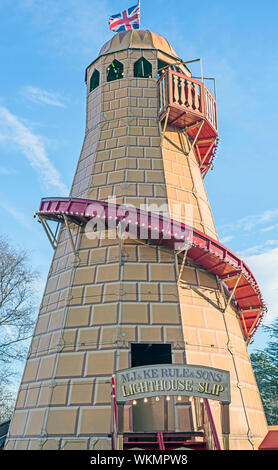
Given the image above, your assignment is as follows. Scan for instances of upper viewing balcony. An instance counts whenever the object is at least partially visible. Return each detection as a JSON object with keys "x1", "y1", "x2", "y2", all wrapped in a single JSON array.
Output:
[
  {"x1": 85, "y1": 29, "x2": 220, "y2": 177},
  {"x1": 158, "y1": 69, "x2": 218, "y2": 176}
]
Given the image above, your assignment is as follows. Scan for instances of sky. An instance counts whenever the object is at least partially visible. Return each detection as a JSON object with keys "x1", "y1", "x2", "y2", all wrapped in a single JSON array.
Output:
[{"x1": 0, "y1": 0, "x2": 277, "y2": 379}]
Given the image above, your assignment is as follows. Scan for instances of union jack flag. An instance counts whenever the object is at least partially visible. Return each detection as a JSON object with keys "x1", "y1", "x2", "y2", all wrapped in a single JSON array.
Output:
[{"x1": 109, "y1": 4, "x2": 140, "y2": 32}]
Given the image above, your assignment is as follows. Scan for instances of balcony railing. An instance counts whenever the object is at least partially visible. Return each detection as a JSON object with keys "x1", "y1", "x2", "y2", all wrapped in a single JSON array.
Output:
[
  {"x1": 158, "y1": 69, "x2": 218, "y2": 133},
  {"x1": 193, "y1": 397, "x2": 221, "y2": 450}
]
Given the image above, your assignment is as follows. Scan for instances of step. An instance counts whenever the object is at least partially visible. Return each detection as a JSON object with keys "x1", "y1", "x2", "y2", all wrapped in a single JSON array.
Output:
[
  {"x1": 123, "y1": 432, "x2": 208, "y2": 451},
  {"x1": 123, "y1": 441, "x2": 207, "y2": 451},
  {"x1": 163, "y1": 441, "x2": 208, "y2": 450},
  {"x1": 123, "y1": 431, "x2": 204, "y2": 441}
]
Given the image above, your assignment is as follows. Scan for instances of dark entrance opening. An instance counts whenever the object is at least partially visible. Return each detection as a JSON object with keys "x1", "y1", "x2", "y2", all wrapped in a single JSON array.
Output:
[
  {"x1": 130, "y1": 344, "x2": 173, "y2": 433},
  {"x1": 131, "y1": 343, "x2": 172, "y2": 367}
]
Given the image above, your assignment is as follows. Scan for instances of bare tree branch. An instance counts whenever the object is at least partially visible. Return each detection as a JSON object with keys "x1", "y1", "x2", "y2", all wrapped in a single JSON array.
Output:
[{"x1": 0, "y1": 236, "x2": 38, "y2": 366}]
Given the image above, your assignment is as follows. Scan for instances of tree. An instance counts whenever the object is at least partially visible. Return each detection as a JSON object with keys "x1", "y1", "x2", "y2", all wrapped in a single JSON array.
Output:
[
  {"x1": 0, "y1": 236, "x2": 38, "y2": 419},
  {"x1": 0, "y1": 237, "x2": 38, "y2": 362},
  {"x1": 250, "y1": 318, "x2": 278, "y2": 425},
  {"x1": 0, "y1": 371, "x2": 15, "y2": 421}
]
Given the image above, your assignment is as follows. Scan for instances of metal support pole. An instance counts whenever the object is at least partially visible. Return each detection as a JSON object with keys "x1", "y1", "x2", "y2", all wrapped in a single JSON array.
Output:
[
  {"x1": 177, "y1": 246, "x2": 189, "y2": 284},
  {"x1": 164, "y1": 398, "x2": 168, "y2": 432},
  {"x1": 116, "y1": 222, "x2": 125, "y2": 357},
  {"x1": 44, "y1": 219, "x2": 59, "y2": 246},
  {"x1": 63, "y1": 214, "x2": 77, "y2": 256},
  {"x1": 160, "y1": 107, "x2": 170, "y2": 144},
  {"x1": 202, "y1": 165, "x2": 211, "y2": 179},
  {"x1": 185, "y1": 119, "x2": 205, "y2": 158},
  {"x1": 39, "y1": 216, "x2": 56, "y2": 250},
  {"x1": 247, "y1": 309, "x2": 264, "y2": 341},
  {"x1": 221, "y1": 403, "x2": 230, "y2": 450},
  {"x1": 200, "y1": 58, "x2": 203, "y2": 83},
  {"x1": 199, "y1": 138, "x2": 217, "y2": 168},
  {"x1": 117, "y1": 222, "x2": 125, "y2": 266},
  {"x1": 190, "y1": 119, "x2": 205, "y2": 152},
  {"x1": 240, "y1": 312, "x2": 249, "y2": 341},
  {"x1": 223, "y1": 274, "x2": 241, "y2": 314},
  {"x1": 117, "y1": 404, "x2": 124, "y2": 450}
]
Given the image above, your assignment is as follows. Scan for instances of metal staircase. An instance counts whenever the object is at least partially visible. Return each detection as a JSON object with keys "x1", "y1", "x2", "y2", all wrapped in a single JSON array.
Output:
[{"x1": 123, "y1": 431, "x2": 208, "y2": 450}]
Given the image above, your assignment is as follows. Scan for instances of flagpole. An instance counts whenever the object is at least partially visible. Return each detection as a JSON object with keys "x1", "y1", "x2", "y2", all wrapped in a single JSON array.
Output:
[{"x1": 138, "y1": 0, "x2": 141, "y2": 29}]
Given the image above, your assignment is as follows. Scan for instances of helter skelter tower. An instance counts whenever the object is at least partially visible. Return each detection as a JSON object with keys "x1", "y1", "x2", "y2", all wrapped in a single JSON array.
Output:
[{"x1": 6, "y1": 30, "x2": 269, "y2": 451}]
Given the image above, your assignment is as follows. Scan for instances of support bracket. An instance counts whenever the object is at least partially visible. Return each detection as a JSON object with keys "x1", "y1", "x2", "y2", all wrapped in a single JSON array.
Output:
[
  {"x1": 177, "y1": 244, "x2": 190, "y2": 285},
  {"x1": 189, "y1": 119, "x2": 205, "y2": 154},
  {"x1": 181, "y1": 119, "x2": 205, "y2": 158},
  {"x1": 159, "y1": 107, "x2": 170, "y2": 144},
  {"x1": 223, "y1": 274, "x2": 242, "y2": 314},
  {"x1": 199, "y1": 137, "x2": 217, "y2": 168},
  {"x1": 63, "y1": 214, "x2": 78, "y2": 256},
  {"x1": 38, "y1": 216, "x2": 60, "y2": 250}
]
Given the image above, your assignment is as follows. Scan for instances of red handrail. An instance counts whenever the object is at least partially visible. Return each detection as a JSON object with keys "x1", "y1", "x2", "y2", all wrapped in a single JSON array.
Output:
[
  {"x1": 157, "y1": 432, "x2": 165, "y2": 450},
  {"x1": 204, "y1": 399, "x2": 221, "y2": 450},
  {"x1": 111, "y1": 375, "x2": 118, "y2": 450}
]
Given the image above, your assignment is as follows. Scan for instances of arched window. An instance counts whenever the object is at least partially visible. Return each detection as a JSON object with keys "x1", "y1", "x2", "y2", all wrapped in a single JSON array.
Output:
[
  {"x1": 90, "y1": 69, "x2": 100, "y2": 92},
  {"x1": 134, "y1": 57, "x2": 152, "y2": 78},
  {"x1": 157, "y1": 59, "x2": 170, "y2": 78},
  {"x1": 107, "y1": 59, "x2": 124, "y2": 82},
  {"x1": 157, "y1": 59, "x2": 182, "y2": 78}
]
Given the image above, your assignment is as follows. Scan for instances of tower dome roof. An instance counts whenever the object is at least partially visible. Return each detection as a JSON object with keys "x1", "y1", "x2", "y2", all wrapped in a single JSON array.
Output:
[{"x1": 98, "y1": 30, "x2": 179, "y2": 59}]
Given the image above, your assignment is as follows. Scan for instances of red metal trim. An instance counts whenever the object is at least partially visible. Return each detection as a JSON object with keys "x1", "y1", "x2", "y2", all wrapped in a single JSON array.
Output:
[
  {"x1": 259, "y1": 429, "x2": 278, "y2": 450},
  {"x1": 204, "y1": 399, "x2": 221, "y2": 450},
  {"x1": 157, "y1": 432, "x2": 165, "y2": 450},
  {"x1": 36, "y1": 197, "x2": 266, "y2": 340},
  {"x1": 111, "y1": 375, "x2": 118, "y2": 450}
]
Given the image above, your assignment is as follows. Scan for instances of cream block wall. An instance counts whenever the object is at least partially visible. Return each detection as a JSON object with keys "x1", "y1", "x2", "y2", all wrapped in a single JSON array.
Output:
[
  {"x1": 6, "y1": 31, "x2": 268, "y2": 451},
  {"x1": 178, "y1": 272, "x2": 268, "y2": 449},
  {"x1": 6, "y1": 228, "x2": 185, "y2": 449}
]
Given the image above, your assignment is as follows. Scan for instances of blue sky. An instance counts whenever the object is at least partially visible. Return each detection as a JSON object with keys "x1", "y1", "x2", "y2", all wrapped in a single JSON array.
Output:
[{"x1": 0, "y1": 0, "x2": 277, "y2": 364}]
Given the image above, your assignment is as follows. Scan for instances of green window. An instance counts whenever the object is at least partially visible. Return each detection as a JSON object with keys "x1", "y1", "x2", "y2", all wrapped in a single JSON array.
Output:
[
  {"x1": 157, "y1": 59, "x2": 170, "y2": 78},
  {"x1": 134, "y1": 57, "x2": 152, "y2": 78},
  {"x1": 90, "y1": 69, "x2": 100, "y2": 92},
  {"x1": 107, "y1": 59, "x2": 124, "y2": 82}
]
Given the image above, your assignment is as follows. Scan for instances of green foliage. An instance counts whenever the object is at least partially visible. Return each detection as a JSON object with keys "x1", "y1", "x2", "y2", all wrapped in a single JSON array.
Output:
[{"x1": 250, "y1": 319, "x2": 278, "y2": 425}]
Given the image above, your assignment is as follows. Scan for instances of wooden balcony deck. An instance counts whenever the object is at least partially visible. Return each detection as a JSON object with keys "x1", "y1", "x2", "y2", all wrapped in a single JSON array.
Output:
[{"x1": 158, "y1": 70, "x2": 219, "y2": 176}]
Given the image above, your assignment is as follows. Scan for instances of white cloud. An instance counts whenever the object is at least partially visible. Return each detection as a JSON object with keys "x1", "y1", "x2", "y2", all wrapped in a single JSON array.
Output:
[
  {"x1": 239, "y1": 245, "x2": 264, "y2": 257},
  {"x1": 17, "y1": 0, "x2": 112, "y2": 56},
  {"x1": 0, "y1": 195, "x2": 30, "y2": 228},
  {"x1": 238, "y1": 209, "x2": 278, "y2": 231},
  {"x1": 220, "y1": 235, "x2": 233, "y2": 244},
  {"x1": 21, "y1": 86, "x2": 65, "y2": 107},
  {"x1": 0, "y1": 105, "x2": 69, "y2": 195},
  {"x1": 261, "y1": 224, "x2": 278, "y2": 233},
  {"x1": 265, "y1": 240, "x2": 278, "y2": 246},
  {"x1": 0, "y1": 167, "x2": 15, "y2": 175},
  {"x1": 245, "y1": 246, "x2": 278, "y2": 325},
  {"x1": 221, "y1": 208, "x2": 278, "y2": 233},
  {"x1": 238, "y1": 239, "x2": 278, "y2": 258}
]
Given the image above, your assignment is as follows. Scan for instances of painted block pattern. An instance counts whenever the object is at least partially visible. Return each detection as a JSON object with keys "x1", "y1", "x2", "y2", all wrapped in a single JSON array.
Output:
[{"x1": 5, "y1": 32, "x2": 268, "y2": 451}]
